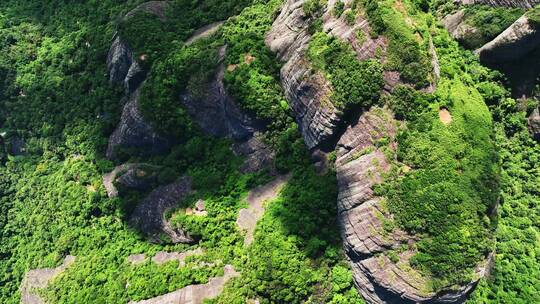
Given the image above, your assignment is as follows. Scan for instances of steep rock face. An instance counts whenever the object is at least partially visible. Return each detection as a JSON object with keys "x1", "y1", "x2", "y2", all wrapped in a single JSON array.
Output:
[
  {"x1": 335, "y1": 108, "x2": 491, "y2": 304},
  {"x1": 266, "y1": 0, "x2": 421, "y2": 149},
  {"x1": 265, "y1": 0, "x2": 342, "y2": 149},
  {"x1": 529, "y1": 107, "x2": 540, "y2": 140},
  {"x1": 106, "y1": 89, "x2": 170, "y2": 160},
  {"x1": 106, "y1": 1, "x2": 169, "y2": 93},
  {"x1": 442, "y1": 10, "x2": 481, "y2": 46},
  {"x1": 477, "y1": 15, "x2": 540, "y2": 62},
  {"x1": 455, "y1": 0, "x2": 540, "y2": 9},
  {"x1": 103, "y1": 163, "x2": 159, "y2": 198},
  {"x1": 180, "y1": 46, "x2": 261, "y2": 141},
  {"x1": 232, "y1": 135, "x2": 276, "y2": 174},
  {"x1": 129, "y1": 176, "x2": 196, "y2": 244}
]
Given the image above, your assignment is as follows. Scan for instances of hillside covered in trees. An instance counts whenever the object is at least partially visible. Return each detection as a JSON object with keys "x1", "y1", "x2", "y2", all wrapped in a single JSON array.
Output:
[{"x1": 0, "y1": 0, "x2": 538, "y2": 303}]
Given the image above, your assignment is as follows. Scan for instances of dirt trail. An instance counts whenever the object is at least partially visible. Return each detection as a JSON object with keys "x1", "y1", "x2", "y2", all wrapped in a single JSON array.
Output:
[
  {"x1": 20, "y1": 256, "x2": 76, "y2": 304},
  {"x1": 236, "y1": 175, "x2": 290, "y2": 245},
  {"x1": 185, "y1": 21, "x2": 224, "y2": 46},
  {"x1": 439, "y1": 108, "x2": 452, "y2": 125},
  {"x1": 129, "y1": 265, "x2": 239, "y2": 304}
]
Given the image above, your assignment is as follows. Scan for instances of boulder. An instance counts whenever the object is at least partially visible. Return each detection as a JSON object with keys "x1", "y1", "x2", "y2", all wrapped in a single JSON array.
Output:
[
  {"x1": 477, "y1": 14, "x2": 540, "y2": 62},
  {"x1": 180, "y1": 46, "x2": 261, "y2": 141},
  {"x1": 335, "y1": 107, "x2": 492, "y2": 304},
  {"x1": 106, "y1": 89, "x2": 170, "y2": 160},
  {"x1": 529, "y1": 107, "x2": 540, "y2": 140},
  {"x1": 123, "y1": 1, "x2": 170, "y2": 22},
  {"x1": 129, "y1": 176, "x2": 196, "y2": 244}
]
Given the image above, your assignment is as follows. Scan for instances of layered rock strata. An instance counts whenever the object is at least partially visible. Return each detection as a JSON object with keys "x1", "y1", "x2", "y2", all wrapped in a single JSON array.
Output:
[
  {"x1": 477, "y1": 14, "x2": 540, "y2": 62},
  {"x1": 129, "y1": 176, "x2": 196, "y2": 244},
  {"x1": 106, "y1": 89, "x2": 170, "y2": 160},
  {"x1": 455, "y1": 0, "x2": 540, "y2": 9},
  {"x1": 335, "y1": 107, "x2": 492, "y2": 303},
  {"x1": 180, "y1": 46, "x2": 261, "y2": 141}
]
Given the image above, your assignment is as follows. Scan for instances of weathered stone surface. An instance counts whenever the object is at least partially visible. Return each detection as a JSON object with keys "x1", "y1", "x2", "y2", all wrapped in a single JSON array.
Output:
[
  {"x1": 107, "y1": 34, "x2": 134, "y2": 86},
  {"x1": 335, "y1": 107, "x2": 491, "y2": 303},
  {"x1": 129, "y1": 176, "x2": 196, "y2": 244},
  {"x1": 127, "y1": 254, "x2": 147, "y2": 265},
  {"x1": 185, "y1": 21, "x2": 225, "y2": 46},
  {"x1": 21, "y1": 256, "x2": 76, "y2": 304},
  {"x1": 266, "y1": 0, "x2": 341, "y2": 149},
  {"x1": 106, "y1": 89, "x2": 170, "y2": 160},
  {"x1": 236, "y1": 175, "x2": 289, "y2": 246},
  {"x1": 124, "y1": 1, "x2": 171, "y2": 22},
  {"x1": 442, "y1": 10, "x2": 481, "y2": 46},
  {"x1": 477, "y1": 15, "x2": 540, "y2": 62},
  {"x1": 107, "y1": 1, "x2": 169, "y2": 92},
  {"x1": 455, "y1": 0, "x2": 540, "y2": 9},
  {"x1": 152, "y1": 248, "x2": 204, "y2": 266},
  {"x1": 128, "y1": 265, "x2": 239, "y2": 304},
  {"x1": 180, "y1": 46, "x2": 260, "y2": 141},
  {"x1": 232, "y1": 135, "x2": 275, "y2": 174},
  {"x1": 103, "y1": 163, "x2": 159, "y2": 198},
  {"x1": 529, "y1": 107, "x2": 540, "y2": 141}
]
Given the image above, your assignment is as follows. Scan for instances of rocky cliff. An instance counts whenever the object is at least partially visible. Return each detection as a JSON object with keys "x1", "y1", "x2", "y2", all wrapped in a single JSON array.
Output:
[
  {"x1": 335, "y1": 107, "x2": 492, "y2": 303},
  {"x1": 477, "y1": 14, "x2": 540, "y2": 62},
  {"x1": 106, "y1": 89, "x2": 170, "y2": 160},
  {"x1": 455, "y1": 0, "x2": 540, "y2": 9},
  {"x1": 129, "y1": 176, "x2": 196, "y2": 244},
  {"x1": 180, "y1": 45, "x2": 262, "y2": 141}
]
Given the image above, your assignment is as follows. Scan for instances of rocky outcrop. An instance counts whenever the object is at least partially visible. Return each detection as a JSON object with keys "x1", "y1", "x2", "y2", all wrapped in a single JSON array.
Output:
[
  {"x1": 454, "y1": 0, "x2": 540, "y2": 9},
  {"x1": 129, "y1": 265, "x2": 239, "y2": 304},
  {"x1": 21, "y1": 255, "x2": 76, "y2": 304},
  {"x1": 265, "y1": 0, "x2": 340, "y2": 149},
  {"x1": 232, "y1": 135, "x2": 276, "y2": 174},
  {"x1": 180, "y1": 46, "x2": 261, "y2": 141},
  {"x1": 124, "y1": 1, "x2": 170, "y2": 21},
  {"x1": 442, "y1": 10, "x2": 482, "y2": 46},
  {"x1": 335, "y1": 107, "x2": 491, "y2": 303},
  {"x1": 477, "y1": 14, "x2": 540, "y2": 62},
  {"x1": 529, "y1": 107, "x2": 540, "y2": 140},
  {"x1": 129, "y1": 176, "x2": 196, "y2": 244},
  {"x1": 106, "y1": 1, "x2": 169, "y2": 93},
  {"x1": 103, "y1": 163, "x2": 159, "y2": 198},
  {"x1": 106, "y1": 89, "x2": 170, "y2": 160},
  {"x1": 236, "y1": 175, "x2": 289, "y2": 245}
]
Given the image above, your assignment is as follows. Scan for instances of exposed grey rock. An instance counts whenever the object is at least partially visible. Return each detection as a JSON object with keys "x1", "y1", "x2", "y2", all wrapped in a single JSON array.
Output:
[
  {"x1": 103, "y1": 163, "x2": 159, "y2": 198},
  {"x1": 180, "y1": 46, "x2": 260, "y2": 141},
  {"x1": 236, "y1": 175, "x2": 289, "y2": 246},
  {"x1": 151, "y1": 248, "x2": 204, "y2": 266},
  {"x1": 335, "y1": 107, "x2": 491, "y2": 304},
  {"x1": 128, "y1": 265, "x2": 239, "y2": 304},
  {"x1": 442, "y1": 10, "x2": 481, "y2": 45},
  {"x1": 232, "y1": 135, "x2": 275, "y2": 174},
  {"x1": 124, "y1": 60, "x2": 147, "y2": 94},
  {"x1": 477, "y1": 14, "x2": 540, "y2": 62},
  {"x1": 129, "y1": 176, "x2": 195, "y2": 244},
  {"x1": 107, "y1": 1, "x2": 169, "y2": 92},
  {"x1": 266, "y1": 0, "x2": 342, "y2": 149},
  {"x1": 127, "y1": 254, "x2": 147, "y2": 265},
  {"x1": 529, "y1": 107, "x2": 540, "y2": 140},
  {"x1": 185, "y1": 21, "x2": 225, "y2": 46},
  {"x1": 124, "y1": 1, "x2": 171, "y2": 22},
  {"x1": 454, "y1": 0, "x2": 540, "y2": 9},
  {"x1": 106, "y1": 89, "x2": 170, "y2": 160},
  {"x1": 107, "y1": 34, "x2": 134, "y2": 86},
  {"x1": 21, "y1": 255, "x2": 76, "y2": 304}
]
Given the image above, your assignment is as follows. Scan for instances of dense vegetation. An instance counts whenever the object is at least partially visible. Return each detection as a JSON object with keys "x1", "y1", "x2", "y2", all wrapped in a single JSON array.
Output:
[
  {"x1": 307, "y1": 32, "x2": 383, "y2": 110},
  {"x1": 0, "y1": 0, "x2": 538, "y2": 303}
]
